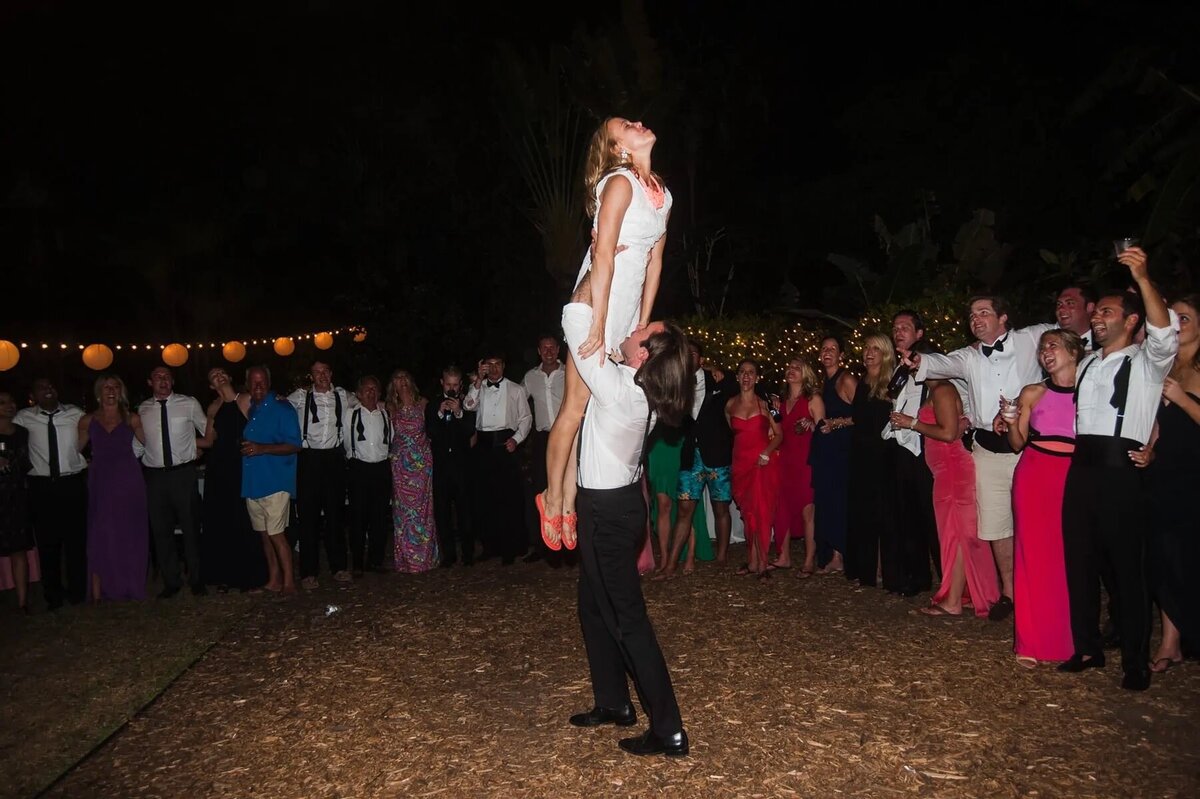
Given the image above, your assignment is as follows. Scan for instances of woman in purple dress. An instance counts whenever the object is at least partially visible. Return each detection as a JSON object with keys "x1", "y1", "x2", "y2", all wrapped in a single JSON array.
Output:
[
  {"x1": 387, "y1": 370, "x2": 439, "y2": 573},
  {"x1": 77, "y1": 375, "x2": 148, "y2": 601}
]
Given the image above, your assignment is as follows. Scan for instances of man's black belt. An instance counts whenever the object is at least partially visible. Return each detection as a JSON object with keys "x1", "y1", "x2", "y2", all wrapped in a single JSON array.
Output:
[
  {"x1": 1072, "y1": 435, "x2": 1143, "y2": 469},
  {"x1": 477, "y1": 429, "x2": 515, "y2": 448}
]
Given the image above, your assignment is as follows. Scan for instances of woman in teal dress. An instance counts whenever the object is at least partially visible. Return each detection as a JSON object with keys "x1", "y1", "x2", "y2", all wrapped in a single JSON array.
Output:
[
  {"x1": 387, "y1": 370, "x2": 440, "y2": 573},
  {"x1": 647, "y1": 425, "x2": 712, "y2": 576}
]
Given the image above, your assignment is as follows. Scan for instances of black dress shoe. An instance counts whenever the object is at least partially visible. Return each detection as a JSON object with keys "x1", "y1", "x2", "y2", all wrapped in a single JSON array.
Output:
[
  {"x1": 1057, "y1": 653, "x2": 1106, "y2": 673},
  {"x1": 1121, "y1": 669, "x2": 1151, "y2": 691},
  {"x1": 988, "y1": 595, "x2": 1014, "y2": 621},
  {"x1": 569, "y1": 705, "x2": 637, "y2": 728},
  {"x1": 157, "y1": 586, "x2": 180, "y2": 600},
  {"x1": 191, "y1": 584, "x2": 208, "y2": 597},
  {"x1": 501, "y1": 556, "x2": 515, "y2": 566},
  {"x1": 618, "y1": 728, "x2": 689, "y2": 757},
  {"x1": 522, "y1": 550, "x2": 544, "y2": 563}
]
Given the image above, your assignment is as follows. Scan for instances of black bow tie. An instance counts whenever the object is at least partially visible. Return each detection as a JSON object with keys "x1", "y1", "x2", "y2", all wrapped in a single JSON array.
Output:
[
  {"x1": 486, "y1": 380, "x2": 502, "y2": 389},
  {"x1": 982, "y1": 336, "x2": 1007, "y2": 357}
]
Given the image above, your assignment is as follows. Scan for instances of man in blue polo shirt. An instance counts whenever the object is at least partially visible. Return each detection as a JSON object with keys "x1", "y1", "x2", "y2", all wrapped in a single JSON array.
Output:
[{"x1": 241, "y1": 366, "x2": 303, "y2": 594}]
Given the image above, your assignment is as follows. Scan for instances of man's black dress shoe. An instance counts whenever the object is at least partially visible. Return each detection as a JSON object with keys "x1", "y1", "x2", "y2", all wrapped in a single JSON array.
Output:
[
  {"x1": 1121, "y1": 669, "x2": 1151, "y2": 691},
  {"x1": 569, "y1": 705, "x2": 637, "y2": 728},
  {"x1": 987, "y1": 595, "x2": 1014, "y2": 621},
  {"x1": 157, "y1": 586, "x2": 180, "y2": 600},
  {"x1": 522, "y1": 550, "x2": 544, "y2": 563},
  {"x1": 618, "y1": 728, "x2": 689, "y2": 757},
  {"x1": 191, "y1": 584, "x2": 208, "y2": 597},
  {"x1": 1057, "y1": 653, "x2": 1105, "y2": 673}
]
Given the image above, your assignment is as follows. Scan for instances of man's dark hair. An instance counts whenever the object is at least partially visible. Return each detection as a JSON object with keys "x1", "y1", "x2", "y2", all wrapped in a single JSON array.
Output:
[
  {"x1": 687, "y1": 338, "x2": 705, "y2": 358},
  {"x1": 536, "y1": 334, "x2": 560, "y2": 346},
  {"x1": 1061, "y1": 284, "x2": 1097, "y2": 305},
  {"x1": 1099, "y1": 289, "x2": 1147, "y2": 338},
  {"x1": 892, "y1": 309, "x2": 926, "y2": 333},
  {"x1": 967, "y1": 295, "x2": 1011, "y2": 327},
  {"x1": 357, "y1": 374, "x2": 380, "y2": 389},
  {"x1": 637, "y1": 323, "x2": 693, "y2": 428},
  {"x1": 441, "y1": 365, "x2": 463, "y2": 380}
]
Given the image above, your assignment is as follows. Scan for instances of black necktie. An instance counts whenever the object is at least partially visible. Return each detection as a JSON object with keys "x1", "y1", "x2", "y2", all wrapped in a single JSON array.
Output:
[
  {"x1": 306, "y1": 391, "x2": 320, "y2": 423},
  {"x1": 355, "y1": 409, "x2": 366, "y2": 441},
  {"x1": 487, "y1": 380, "x2": 501, "y2": 389},
  {"x1": 159, "y1": 399, "x2": 173, "y2": 468},
  {"x1": 982, "y1": 336, "x2": 1007, "y2": 358},
  {"x1": 46, "y1": 410, "x2": 60, "y2": 479}
]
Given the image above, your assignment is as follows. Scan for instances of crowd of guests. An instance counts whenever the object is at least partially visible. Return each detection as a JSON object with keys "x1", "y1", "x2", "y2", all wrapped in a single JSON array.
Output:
[{"x1": 1, "y1": 252, "x2": 1196, "y2": 694}]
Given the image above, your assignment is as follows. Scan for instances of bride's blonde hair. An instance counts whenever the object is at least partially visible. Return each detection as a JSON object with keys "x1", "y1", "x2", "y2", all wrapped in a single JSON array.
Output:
[{"x1": 582, "y1": 117, "x2": 662, "y2": 218}]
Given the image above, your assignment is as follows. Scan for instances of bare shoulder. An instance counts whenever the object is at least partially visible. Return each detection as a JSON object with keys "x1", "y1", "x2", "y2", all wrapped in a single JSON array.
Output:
[
  {"x1": 1019, "y1": 383, "x2": 1048, "y2": 404},
  {"x1": 837, "y1": 371, "x2": 858, "y2": 389}
]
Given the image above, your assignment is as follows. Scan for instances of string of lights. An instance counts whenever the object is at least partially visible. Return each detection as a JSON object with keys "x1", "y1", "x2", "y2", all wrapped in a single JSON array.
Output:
[{"x1": 0, "y1": 326, "x2": 367, "y2": 372}]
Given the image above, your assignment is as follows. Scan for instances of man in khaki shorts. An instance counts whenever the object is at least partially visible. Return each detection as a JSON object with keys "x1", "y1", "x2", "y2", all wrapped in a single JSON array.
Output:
[
  {"x1": 907, "y1": 296, "x2": 1053, "y2": 621},
  {"x1": 241, "y1": 366, "x2": 303, "y2": 593}
]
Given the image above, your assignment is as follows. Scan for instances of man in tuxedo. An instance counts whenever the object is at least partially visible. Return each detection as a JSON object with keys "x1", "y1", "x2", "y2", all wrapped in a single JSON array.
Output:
[
  {"x1": 1056, "y1": 284, "x2": 1098, "y2": 351},
  {"x1": 561, "y1": 301, "x2": 691, "y2": 758},
  {"x1": 881, "y1": 310, "x2": 936, "y2": 595},
  {"x1": 463, "y1": 353, "x2": 531, "y2": 564},
  {"x1": 425, "y1": 366, "x2": 476, "y2": 566},
  {"x1": 668, "y1": 340, "x2": 737, "y2": 565}
]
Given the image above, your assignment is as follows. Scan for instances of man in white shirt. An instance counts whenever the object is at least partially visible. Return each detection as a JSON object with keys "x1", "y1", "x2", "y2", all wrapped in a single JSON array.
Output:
[
  {"x1": 343, "y1": 375, "x2": 392, "y2": 576},
  {"x1": 881, "y1": 310, "x2": 937, "y2": 596},
  {"x1": 288, "y1": 360, "x2": 358, "y2": 589},
  {"x1": 1058, "y1": 248, "x2": 1177, "y2": 691},
  {"x1": 137, "y1": 367, "x2": 209, "y2": 598},
  {"x1": 910, "y1": 296, "x2": 1052, "y2": 620},
  {"x1": 14, "y1": 378, "x2": 88, "y2": 609},
  {"x1": 522, "y1": 335, "x2": 565, "y2": 562},
  {"x1": 560, "y1": 302, "x2": 691, "y2": 758},
  {"x1": 464, "y1": 352, "x2": 532, "y2": 565}
]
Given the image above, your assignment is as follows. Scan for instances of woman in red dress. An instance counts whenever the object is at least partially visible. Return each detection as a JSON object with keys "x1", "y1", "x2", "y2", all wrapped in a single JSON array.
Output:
[
  {"x1": 726, "y1": 359, "x2": 782, "y2": 580},
  {"x1": 772, "y1": 357, "x2": 824, "y2": 574}
]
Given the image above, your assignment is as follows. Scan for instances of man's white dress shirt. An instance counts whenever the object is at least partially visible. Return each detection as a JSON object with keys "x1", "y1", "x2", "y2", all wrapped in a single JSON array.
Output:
[
  {"x1": 563, "y1": 303, "x2": 652, "y2": 490},
  {"x1": 523, "y1": 363, "x2": 565, "y2": 432},
  {"x1": 14, "y1": 404, "x2": 88, "y2": 476},
  {"x1": 464, "y1": 377, "x2": 532, "y2": 443},
  {"x1": 137, "y1": 393, "x2": 208, "y2": 468},
  {"x1": 916, "y1": 323, "x2": 1054, "y2": 430},
  {"x1": 288, "y1": 387, "x2": 358, "y2": 450},
  {"x1": 1075, "y1": 312, "x2": 1179, "y2": 445},
  {"x1": 343, "y1": 405, "x2": 392, "y2": 463}
]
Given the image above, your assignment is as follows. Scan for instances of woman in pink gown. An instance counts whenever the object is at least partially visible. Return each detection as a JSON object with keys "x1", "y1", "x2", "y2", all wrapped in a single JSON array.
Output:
[
  {"x1": 892, "y1": 379, "x2": 998, "y2": 616},
  {"x1": 771, "y1": 357, "x2": 824, "y2": 574},
  {"x1": 726, "y1": 360, "x2": 782, "y2": 580},
  {"x1": 1006, "y1": 330, "x2": 1082, "y2": 665}
]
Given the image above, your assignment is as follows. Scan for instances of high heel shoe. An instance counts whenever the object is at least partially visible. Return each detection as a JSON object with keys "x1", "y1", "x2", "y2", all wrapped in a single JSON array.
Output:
[{"x1": 535, "y1": 492, "x2": 563, "y2": 552}]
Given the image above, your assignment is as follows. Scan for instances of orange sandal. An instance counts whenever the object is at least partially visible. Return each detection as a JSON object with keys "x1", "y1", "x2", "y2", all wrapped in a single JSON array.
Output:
[
  {"x1": 536, "y1": 492, "x2": 563, "y2": 551},
  {"x1": 561, "y1": 511, "x2": 578, "y2": 550}
]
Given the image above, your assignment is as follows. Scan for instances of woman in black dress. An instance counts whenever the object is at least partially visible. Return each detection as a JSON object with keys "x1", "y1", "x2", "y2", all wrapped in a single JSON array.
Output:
[
  {"x1": 1143, "y1": 296, "x2": 1200, "y2": 672},
  {"x1": 200, "y1": 368, "x2": 267, "y2": 591},
  {"x1": 809, "y1": 336, "x2": 857, "y2": 573},
  {"x1": 843, "y1": 334, "x2": 897, "y2": 589},
  {"x1": 0, "y1": 390, "x2": 34, "y2": 612}
]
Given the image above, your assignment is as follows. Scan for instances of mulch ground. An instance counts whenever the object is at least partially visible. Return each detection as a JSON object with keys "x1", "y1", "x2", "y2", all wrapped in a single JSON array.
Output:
[{"x1": 10, "y1": 547, "x2": 1200, "y2": 799}]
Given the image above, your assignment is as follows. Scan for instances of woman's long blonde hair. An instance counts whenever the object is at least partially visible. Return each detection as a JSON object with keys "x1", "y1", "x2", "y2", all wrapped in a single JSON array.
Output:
[
  {"x1": 862, "y1": 334, "x2": 896, "y2": 401},
  {"x1": 782, "y1": 356, "x2": 820, "y2": 400},
  {"x1": 386, "y1": 369, "x2": 421, "y2": 411},
  {"x1": 583, "y1": 117, "x2": 662, "y2": 218}
]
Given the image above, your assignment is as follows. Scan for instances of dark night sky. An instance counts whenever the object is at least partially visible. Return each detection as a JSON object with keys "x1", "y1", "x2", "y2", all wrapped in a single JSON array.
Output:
[{"x1": 1, "y1": 1, "x2": 1196, "y2": 395}]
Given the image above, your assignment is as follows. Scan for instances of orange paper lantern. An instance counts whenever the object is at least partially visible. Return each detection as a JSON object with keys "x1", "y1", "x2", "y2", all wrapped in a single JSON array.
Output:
[
  {"x1": 353, "y1": 329, "x2": 367, "y2": 343},
  {"x1": 222, "y1": 340, "x2": 247, "y2": 363},
  {"x1": 82, "y1": 343, "x2": 114, "y2": 371},
  {"x1": 314, "y1": 331, "x2": 334, "y2": 350},
  {"x1": 162, "y1": 343, "x2": 189, "y2": 367},
  {"x1": 0, "y1": 338, "x2": 19, "y2": 369},
  {"x1": 273, "y1": 337, "x2": 295, "y2": 356},
  {"x1": 0, "y1": 340, "x2": 19, "y2": 371}
]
